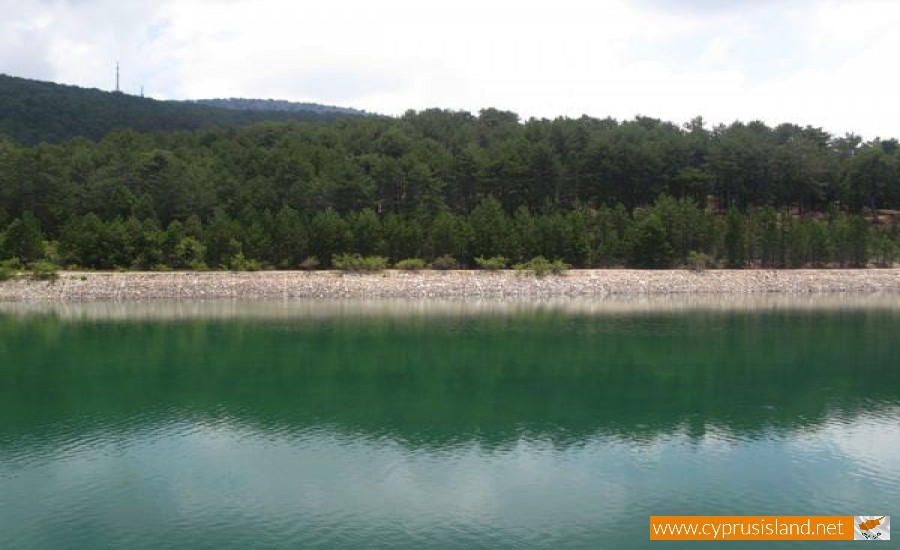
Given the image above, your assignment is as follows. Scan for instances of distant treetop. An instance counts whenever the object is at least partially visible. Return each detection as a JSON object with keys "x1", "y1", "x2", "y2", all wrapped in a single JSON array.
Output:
[{"x1": 187, "y1": 98, "x2": 366, "y2": 116}]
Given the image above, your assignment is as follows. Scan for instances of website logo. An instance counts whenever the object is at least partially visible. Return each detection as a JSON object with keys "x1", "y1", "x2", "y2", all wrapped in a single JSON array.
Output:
[
  {"x1": 649, "y1": 515, "x2": 891, "y2": 541},
  {"x1": 855, "y1": 516, "x2": 890, "y2": 541}
]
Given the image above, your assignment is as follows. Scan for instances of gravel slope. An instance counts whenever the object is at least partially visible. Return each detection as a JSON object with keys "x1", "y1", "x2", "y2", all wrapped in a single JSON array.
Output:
[{"x1": 1, "y1": 269, "x2": 899, "y2": 302}]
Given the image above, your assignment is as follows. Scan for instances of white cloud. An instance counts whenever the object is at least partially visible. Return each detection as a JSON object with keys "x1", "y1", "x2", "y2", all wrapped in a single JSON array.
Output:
[{"x1": 1, "y1": 0, "x2": 898, "y2": 138}]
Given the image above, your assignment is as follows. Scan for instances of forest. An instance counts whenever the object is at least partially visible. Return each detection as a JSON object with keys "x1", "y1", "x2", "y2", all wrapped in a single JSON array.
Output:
[
  {"x1": 0, "y1": 74, "x2": 361, "y2": 145},
  {"x1": 1, "y1": 107, "x2": 899, "y2": 272}
]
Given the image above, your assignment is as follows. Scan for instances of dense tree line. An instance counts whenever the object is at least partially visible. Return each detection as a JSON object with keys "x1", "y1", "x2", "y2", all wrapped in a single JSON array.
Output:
[
  {"x1": 1, "y1": 109, "x2": 898, "y2": 270},
  {"x1": 0, "y1": 74, "x2": 363, "y2": 145}
]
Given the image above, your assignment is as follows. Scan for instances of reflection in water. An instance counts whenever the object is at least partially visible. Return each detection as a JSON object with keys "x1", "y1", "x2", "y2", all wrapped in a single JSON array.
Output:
[
  {"x1": 1, "y1": 301, "x2": 899, "y2": 548},
  {"x1": 3, "y1": 293, "x2": 900, "y2": 320}
]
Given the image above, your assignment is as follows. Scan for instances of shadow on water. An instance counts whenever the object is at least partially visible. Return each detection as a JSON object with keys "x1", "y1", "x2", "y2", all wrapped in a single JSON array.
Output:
[{"x1": 2, "y1": 300, "x2": 898, "y2": 450}]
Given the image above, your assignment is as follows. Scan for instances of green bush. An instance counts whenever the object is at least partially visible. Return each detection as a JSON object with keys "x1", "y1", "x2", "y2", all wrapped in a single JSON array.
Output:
[
  {"x1": 395, "y1": 258, "x2": 427, "y2": 270},
  {"x1": 514, "y1": 256, "x2": 569, "y2": 277},
  {"x1": 174, "y1": 237, "x2": 206, "y2": 268},
  {"x1": 332, "y1": 253, "x2": 388, "y2": 271},
  {"x1": 431, "y1": 254, "x2": 459, "y2": 270},
  {"x1": 475, "y1": 255, "x2": 508, "y2": 270},
  {"x1": 1, "y1": 258, "x2": 23, "y2": 269},
  {"x1": 0, "y1": 258, "x2": 23, "y2": 281},
  {"x1": 227, "y1": 253, "x2": 261, "y2": 271},
  {"x1": 872, "y1": 231, "x2": 898, "y2": 267},
  {"x1": 30, "y1": 260, "x2": 60, "y2": 281},
  {"x1": 686, "y1": 250, "x2": 713, "y2": 271}
]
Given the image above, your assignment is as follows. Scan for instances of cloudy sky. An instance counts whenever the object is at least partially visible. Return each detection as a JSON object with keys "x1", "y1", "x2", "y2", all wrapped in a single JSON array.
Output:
[{"x1": 2, "y1": 0, "x2": 898, "y2": 137}]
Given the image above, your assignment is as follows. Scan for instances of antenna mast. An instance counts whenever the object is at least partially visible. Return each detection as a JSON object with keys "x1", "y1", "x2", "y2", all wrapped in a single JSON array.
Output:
[{"x1": 116, "y1": 62, "x2": 120, "y2": 93}]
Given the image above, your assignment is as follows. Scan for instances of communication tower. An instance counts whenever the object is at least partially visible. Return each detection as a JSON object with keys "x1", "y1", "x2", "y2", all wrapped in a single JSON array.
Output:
[{"x1": 113, "y1": 62, "x2": 123, "y2": 94}]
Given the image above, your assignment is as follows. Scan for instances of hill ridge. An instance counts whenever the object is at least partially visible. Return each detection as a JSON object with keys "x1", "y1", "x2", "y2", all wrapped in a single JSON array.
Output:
[
  {"x1": 186, "y1": 97, "x2": 365, "y2": 116},
  {"x1": 0, "y1": 73, "x2": 365, "y2": 145}
]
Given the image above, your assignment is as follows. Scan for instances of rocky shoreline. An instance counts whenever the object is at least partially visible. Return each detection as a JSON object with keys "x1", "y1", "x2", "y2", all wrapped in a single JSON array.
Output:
[{"x1": 1, "y1": 269, "x2": 899, "y2": 302}]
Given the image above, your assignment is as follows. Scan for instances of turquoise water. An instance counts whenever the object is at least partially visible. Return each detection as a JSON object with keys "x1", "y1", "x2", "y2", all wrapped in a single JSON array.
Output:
[{"x1": 0, "y1": 299, "x2": 898, "y2": 548}]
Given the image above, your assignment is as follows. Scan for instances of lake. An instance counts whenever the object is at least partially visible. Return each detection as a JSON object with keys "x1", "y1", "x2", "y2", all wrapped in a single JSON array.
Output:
[{"x1": 1, "y1": 297, "x2": 898, "y2": 548}]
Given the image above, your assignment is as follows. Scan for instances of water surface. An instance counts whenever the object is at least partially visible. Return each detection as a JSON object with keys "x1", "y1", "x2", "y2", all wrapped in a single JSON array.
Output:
[{"x1": 1, "y1": 298, "x2": 898, "y2": 548}]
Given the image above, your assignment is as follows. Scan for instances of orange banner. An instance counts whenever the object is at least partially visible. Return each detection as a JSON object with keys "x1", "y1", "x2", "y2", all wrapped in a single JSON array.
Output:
[{"x1": 650, "y1": 516, "x2": 854, "y2": 541}]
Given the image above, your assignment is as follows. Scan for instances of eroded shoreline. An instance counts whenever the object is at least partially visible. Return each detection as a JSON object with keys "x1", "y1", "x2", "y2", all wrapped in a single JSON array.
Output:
[{"x1": 1, "y1": 269, "x2": 899, "y2": 303}]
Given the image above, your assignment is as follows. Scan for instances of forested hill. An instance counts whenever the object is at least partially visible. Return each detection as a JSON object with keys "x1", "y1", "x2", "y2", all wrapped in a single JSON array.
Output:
[
  {"x1": 188, "y1": 98, "x2": 365, "y2": 116},
  {"x1": 1, "y1": 108, "x2": 899, "y2": 272},
  {"x1": 0, "y1": 74, "x2": 366, "y2": 145}
]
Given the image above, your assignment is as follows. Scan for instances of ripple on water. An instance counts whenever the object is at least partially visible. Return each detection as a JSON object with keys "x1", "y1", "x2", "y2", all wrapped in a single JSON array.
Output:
[
  {"x1": 2, "y1": 305, "x2": 900, "y2": 549},
  {"x1": 2, "y1": 409, "x2": 899, "y2": 548}
]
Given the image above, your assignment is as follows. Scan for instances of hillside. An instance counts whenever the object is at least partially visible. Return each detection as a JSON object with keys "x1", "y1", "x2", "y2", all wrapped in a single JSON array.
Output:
[
  {"x1": 188, "y1": 98, "x2": 365, "y2": 116},
  {"x1": 0, "y1": 74, "x2": 365, "y2": 145},
  {"x1": 0, "y1": 108, "x2": 898, "y2": 271}
]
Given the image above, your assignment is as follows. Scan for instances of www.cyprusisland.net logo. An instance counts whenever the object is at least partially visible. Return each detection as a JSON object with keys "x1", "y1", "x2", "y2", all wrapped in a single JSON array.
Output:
[{"x1": 855, "y1": 516, "x2": 890, "y2": 541}]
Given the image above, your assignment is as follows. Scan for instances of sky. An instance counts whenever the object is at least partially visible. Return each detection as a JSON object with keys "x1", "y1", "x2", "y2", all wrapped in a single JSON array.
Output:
[{"x1": 2, "y1": 0, "x2": 899, "y2": 138}]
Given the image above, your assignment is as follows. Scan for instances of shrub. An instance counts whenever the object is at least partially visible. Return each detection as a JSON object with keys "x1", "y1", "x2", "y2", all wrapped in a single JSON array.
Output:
[
  {"x1": 686, "y1": 251, "x2": 712, "y2": 271},
  {"x1": 228, "y1": 253, "x2": 261, "y2": 271},
  {"x1": 475, "y1": 255, "x2": 507, "y2": 270},
  {"x1": 361, "y1": 255, "x2": 388, "y2": 271},
  {"x1": 0, "y1": 258, "x2": 22, "y2": 281},
  {"x1": 332, "y1": 253, "x2": 388, "y2": 271},
  {"x1": 395, "y1": 258, "x2": 427, "y2": 270},
  {"x1": 1, "y1": 258, "x2": 23, "y2": 270},
  {"x1": 174, "y1": 237, "x2": 206, "y2": 268},
  {"x1": 30, "y1": 260, "x2": 60, "y2": 282},
  {"x1": 514, "y1": 256, "x2": 569, "y2": 277},
  {"x1": 299, "y1": 256, "x2": 320, "y2": 270},
  {"x1": 431, "y1": 254, "x2": 459, "y2": 270}
]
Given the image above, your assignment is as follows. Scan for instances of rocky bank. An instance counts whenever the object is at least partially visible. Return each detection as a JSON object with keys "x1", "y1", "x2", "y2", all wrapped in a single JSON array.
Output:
[{"x1": 1, "y1": 269, "x2": 899, "y2": 302}]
